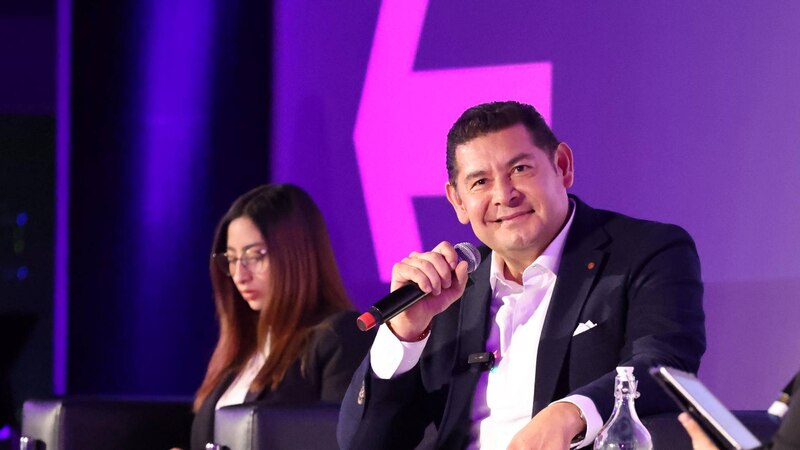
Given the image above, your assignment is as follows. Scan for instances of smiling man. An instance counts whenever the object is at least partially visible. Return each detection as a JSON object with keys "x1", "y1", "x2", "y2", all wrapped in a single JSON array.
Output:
[{"x1": 338, "y1": 101, "x2": 706, "y2": 450}]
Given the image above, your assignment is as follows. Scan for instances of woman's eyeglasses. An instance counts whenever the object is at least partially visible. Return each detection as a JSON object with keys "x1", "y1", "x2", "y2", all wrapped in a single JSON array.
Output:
[{"x1": 211, "y1": 248, "x2": 268, "y2": 276}]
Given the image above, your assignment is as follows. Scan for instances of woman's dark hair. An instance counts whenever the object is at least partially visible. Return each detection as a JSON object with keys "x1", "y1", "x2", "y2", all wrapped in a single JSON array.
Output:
[{"x1": 194, "y1": 184, "x2": 351, "y2": 411}]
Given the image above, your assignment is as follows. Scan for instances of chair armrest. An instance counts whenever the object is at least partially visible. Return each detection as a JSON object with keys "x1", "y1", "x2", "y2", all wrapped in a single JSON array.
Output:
[
  {"x1": 213, "y1": 402, "x2": 340, "y2": 450},
  {"x1": 22, "y1": 397, "x2": 193, "y2": 450}
]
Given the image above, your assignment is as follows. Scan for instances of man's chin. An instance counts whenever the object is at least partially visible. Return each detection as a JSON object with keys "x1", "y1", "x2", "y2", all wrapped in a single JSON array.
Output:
[{"x1": 498, "y1": 236, "x2": 545, "y2": 254}]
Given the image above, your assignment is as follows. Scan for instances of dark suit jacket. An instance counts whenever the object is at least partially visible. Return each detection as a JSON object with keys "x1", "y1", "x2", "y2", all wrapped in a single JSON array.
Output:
[
  {"x1": 338, "y1": 196, "x2": 706, "y2": 449},
  {"x1": 191, "y1": 309, "x2": 375, "y2": 450}
]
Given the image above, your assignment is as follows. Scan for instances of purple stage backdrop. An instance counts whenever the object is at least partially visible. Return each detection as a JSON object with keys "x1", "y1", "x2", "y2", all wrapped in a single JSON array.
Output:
[{"x1": 273, "y1": 0, "x2": 800, "y2": 409}]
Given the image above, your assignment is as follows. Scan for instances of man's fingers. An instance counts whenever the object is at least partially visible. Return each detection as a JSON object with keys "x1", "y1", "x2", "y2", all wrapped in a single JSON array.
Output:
[
  {"x1": 432, "y1": 241, "x2": 460, "y2": 270},
  {"x1": 411, "y1": 252, "x2": 454, "y2": 292},
  {"x1": 391, "y1": 260, "x2": 434, "y2": 293},
  {"x1": 408, "y1": 256, "x2": 444, "y2": 294},
  {"x1": 391, "y1": 243, "x2": 459, "y2": 295}
]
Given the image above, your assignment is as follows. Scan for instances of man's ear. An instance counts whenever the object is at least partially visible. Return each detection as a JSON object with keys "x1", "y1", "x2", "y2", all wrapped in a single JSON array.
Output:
[
  {"x1": 446, "y1": 182, "x2": 470, "y2": 225},
  {"x1": 554, "y1": 143, "x2": 575, "y2": 188}
]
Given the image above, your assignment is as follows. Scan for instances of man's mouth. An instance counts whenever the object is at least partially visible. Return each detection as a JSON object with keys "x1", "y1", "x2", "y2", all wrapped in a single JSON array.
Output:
[{"x1": 493, "y1": 210, "x2": 533, "y2": 223}]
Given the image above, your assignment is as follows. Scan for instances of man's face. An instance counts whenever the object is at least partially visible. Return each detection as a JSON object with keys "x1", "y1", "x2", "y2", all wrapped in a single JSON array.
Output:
[{"x1": 445, "y1": 123, "x2": 574, "y2": 263}]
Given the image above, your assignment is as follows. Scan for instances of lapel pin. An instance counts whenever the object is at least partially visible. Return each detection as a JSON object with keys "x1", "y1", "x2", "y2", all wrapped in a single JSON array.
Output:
[{"x1": 587, "y1": 261, "x2": 596, "y2": 270}]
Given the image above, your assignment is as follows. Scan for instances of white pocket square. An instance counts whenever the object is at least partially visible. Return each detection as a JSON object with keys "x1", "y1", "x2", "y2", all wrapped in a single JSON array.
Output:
[{"x1": 572, "y1": 320, "x2": 597, "y2": 336}]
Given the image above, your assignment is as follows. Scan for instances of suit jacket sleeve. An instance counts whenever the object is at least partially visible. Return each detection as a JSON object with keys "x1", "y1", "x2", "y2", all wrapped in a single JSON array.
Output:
[
  {"x1": 337, "y1": 353, "x2": 445, "y2": 450},
  {"x1": 336, "y1": 299, "x2": 465, "y2": 450},
  {"x1": 569, "y1": 223, "x2": 706, "y2": 420}
]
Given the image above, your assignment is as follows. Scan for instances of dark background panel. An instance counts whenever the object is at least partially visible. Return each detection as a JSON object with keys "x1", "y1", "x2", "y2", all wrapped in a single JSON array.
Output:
[
  {"x1": 0, "y1": 115, "x2": 54, "y2": 429},
  {"x1": 0, "y1": 0, "x2": 54, "y2": 114},
  {"x1": 0, "y1": 1, "x2": 57, "y2": 436},
  {"x1": 66, "y1": 0, "x2": 272, "y2": 396}
]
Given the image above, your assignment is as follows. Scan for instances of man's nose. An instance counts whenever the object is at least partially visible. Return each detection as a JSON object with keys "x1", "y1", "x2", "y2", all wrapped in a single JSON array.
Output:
[{"x1": 492, "y1": 176, "x2": 519, "y2": 205}]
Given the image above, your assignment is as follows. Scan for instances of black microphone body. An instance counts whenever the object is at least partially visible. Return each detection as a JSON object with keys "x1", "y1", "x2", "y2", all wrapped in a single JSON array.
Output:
[
  {"x1": 359, "y1": 283, "x2": 427, "y2": 330},
  {"x1": 356, "y1": 242, "x2": 481, "y2": 331}
]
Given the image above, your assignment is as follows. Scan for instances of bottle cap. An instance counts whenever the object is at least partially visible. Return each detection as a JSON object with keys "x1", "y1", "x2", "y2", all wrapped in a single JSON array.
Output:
[{"x1": 616, "y1": 366, "x2": 634, "y2": 378}]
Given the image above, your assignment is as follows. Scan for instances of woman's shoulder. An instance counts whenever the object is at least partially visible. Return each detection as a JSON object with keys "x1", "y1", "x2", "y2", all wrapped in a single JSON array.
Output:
[
  {"x1": 311, "y1": 309, "x2": 375, "y2": 352},
  {"x1": 316, "y1": 309, "x2": 362, "y2": 339},
  {"x1": 323, "y1": 308, "x2": 360, "y2": 325}
]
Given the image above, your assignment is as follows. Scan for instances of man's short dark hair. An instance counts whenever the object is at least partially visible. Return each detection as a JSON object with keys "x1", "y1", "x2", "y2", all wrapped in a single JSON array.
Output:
[{"x1": 446, "y1": 101, "x2": 559, "y2": 184}]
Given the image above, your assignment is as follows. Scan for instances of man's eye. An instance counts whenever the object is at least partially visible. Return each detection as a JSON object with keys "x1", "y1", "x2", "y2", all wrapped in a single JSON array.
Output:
[
  {"x1": 512, "y1": 165, "x2": 528, "y2": 173},
  {"x1": 471, "y1": 179, "x2": 486, "y2": 188}
]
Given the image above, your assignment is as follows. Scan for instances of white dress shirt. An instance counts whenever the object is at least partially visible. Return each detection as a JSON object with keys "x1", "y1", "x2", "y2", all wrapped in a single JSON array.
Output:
[
  {"x1": 216, "y1": 340, "x2": 269, "y2": 409},
  {"x1": 370, "y1": 201, "x2": 603, "y2": 448}
]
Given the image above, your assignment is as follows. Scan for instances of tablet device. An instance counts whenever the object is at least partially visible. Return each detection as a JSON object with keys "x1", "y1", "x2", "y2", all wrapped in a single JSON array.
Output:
[{"x1": 650, "y1": 366, "x2": 762, "y2": 450}]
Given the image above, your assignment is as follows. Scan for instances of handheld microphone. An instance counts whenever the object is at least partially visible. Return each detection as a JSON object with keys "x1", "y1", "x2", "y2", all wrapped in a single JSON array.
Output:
[{"x1": 356, "y1": 242, "x2": 481, "y2": 331}]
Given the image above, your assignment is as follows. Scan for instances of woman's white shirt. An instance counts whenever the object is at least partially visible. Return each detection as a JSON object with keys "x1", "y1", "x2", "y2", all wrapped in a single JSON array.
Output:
[{"x1": 216, "y1": 341, "x2": 269, "y2": 409}]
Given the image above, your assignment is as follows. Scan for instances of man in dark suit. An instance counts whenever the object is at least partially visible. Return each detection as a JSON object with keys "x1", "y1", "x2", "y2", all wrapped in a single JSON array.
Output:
[{"x1": 338, "y1": 101, "x2": 706, "y2": 449}]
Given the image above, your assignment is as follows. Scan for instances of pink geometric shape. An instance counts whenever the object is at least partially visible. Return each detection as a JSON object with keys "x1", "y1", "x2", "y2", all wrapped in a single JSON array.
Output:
[{"x1": 354, "y1": 0, "x2": 552, "y2": 281}]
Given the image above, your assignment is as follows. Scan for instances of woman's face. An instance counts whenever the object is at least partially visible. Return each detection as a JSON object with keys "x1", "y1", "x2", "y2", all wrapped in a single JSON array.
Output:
[{"x1": 225, "y1": 216, "x2": 270, "y2": 311}]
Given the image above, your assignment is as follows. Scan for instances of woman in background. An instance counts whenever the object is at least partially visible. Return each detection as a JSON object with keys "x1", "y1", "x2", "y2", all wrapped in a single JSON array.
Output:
[{"x1": 190, "y1": 183, "x2": 374, "y2": 450}]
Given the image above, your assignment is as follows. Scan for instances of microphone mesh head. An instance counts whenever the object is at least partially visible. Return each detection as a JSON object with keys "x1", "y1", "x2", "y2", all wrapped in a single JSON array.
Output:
[{"x1": 454, "y1": 242, "x2": 481, "y2": 273}]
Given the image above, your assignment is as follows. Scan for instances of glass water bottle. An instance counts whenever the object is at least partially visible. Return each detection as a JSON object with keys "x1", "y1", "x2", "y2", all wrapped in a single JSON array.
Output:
[{"x1": 593, "y1": 366, "x2": 653, "y2": 450}]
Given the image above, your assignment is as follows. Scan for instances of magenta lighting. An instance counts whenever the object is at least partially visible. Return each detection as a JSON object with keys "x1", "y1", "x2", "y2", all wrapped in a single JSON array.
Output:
[{"x1": 352, "y1": 0, "x2": 552, "y2": 281}]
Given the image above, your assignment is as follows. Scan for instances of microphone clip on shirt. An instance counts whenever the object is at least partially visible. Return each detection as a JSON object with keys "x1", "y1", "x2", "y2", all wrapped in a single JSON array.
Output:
[{"x1": 468, "y1": 352, "x2": 496, "y2": 372}]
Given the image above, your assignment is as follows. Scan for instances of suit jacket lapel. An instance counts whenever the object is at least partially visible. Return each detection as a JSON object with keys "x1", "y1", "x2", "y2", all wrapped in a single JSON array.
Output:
[
  {"x1": 193, "y1": 369, "x2": 237, "y2": 446},
  {"x1": 435, "y1": 252, "x2": 493, "y2": 445},
  {"x1": 532, "y1": 197, "x2": 609, "y2": 415},
  {"x1": 457, "y1": 252, "x2": 494, "y2": 371}
]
